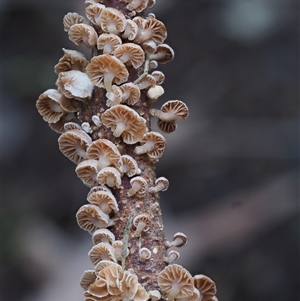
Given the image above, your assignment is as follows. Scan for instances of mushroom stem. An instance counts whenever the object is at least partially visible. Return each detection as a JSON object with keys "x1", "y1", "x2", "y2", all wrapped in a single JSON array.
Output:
[
  {"x1": 134, "y1": 56, "x2": 150, "y2": 84},
  {"x1": 103, "y1": 72, "x2": 115, "y2": 92},
  {"x1": 168, "y1": 282, "x2": 180, "y2": 300},
  {"x1": 113, "y1": 122, "x2": 127, "y2": 137},
  {"x1": 149, "y1": 108, "x2": 178, "y2": 121},
  {"x1": 135, "y1": 141, "x2": 154, "y2": 155},
  {"x1": 149, "y1": 182, "x2": 165, "y2": 193},
  {"x1": 127, "y1": 181, "x2": 142, "y2": 196},
  {"x1": 135, "y1": 221, "x2": 146, "y2": 235},
  {"x1": 106, "y1": 175, "x2": 116, "y2": 187}
]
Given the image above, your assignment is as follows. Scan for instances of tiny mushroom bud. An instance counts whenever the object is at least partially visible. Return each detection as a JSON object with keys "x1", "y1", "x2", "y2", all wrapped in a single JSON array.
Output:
[
  {"x1": 58, "y1": 129, "x2": 92, "y2": 164},
  {"x1": 88, "y1": 190, "x2": 119, "y2": 214},
  {"x1": 88, "y1": 242, "x2": 117, "y2": 265},
  {"x1": 150, "y1": 100, "x2": 189, "y2": 133},
  {"x1": 63, "y1": 12, "x2": 86, "y2": 32},
  {"x1": 120, "y1": 83, "x2": 141, "y2": 105},
  {"x1": 97, "y1": 33, "x2": 122, "y2": 54},
  {"x1": 92, "y1": 228, "x2": 115, "y2": 245},
  {"x1": 158, "y1": 264, "x2": 194, "y2": 301},
  {"x1": 141, "y1": 39, "x2": 157, "y2": 55},
  {"x1": 139, "y1": 247, "x2": 152, "y2": 261},
  {"x1": 97, "y1": 167, "x2": 122, "y2": 188},
  {"x1": 167, "y1": 232, "x2": 188, "y2": 248},
  {"x1": 81, "y1": 122, "x2": 92, "y2": 133},
  {"x1": 85, "y1": 3, "x2": 105, "y2": 26},
  {"x1": 133, "y1": 213, "x2": 151, "y2": 235},
  {"x1": 164, "y1": 250, "x2": 180, "y2": 264},
  {"x1": 101, "y1": 105, "x2": 147, "y2": 144},
  {"x1": 121, "y1": 155, "x2": 141, "y2": 177},
  {"x1": 148, "y1": 290, "x2": 161, "y2": 301},
  {"x1": 193, "y1": 275, "x2": 217, "y2": 301},
  {"x1": 68, "y1": 23, "x2": 98, "y2": 48},
  {"x1": 92, "y1": 115, "x2": 102, "y2": 127},
  {"x1": 128, "y1": 176, "x2": 148, "y2": 197},
  {"x1": 80, "y1": 270, "x2": 96, "y2": 291},
  {"x1": 147, "y1": 85, "x2": 164, "y2": 101},
  {"x1": 149, "y1": 176, "x2": 169, "y2": 193},
  {"x1": 114, "y1": 43, "x2": 145, "y2": 69},
  {"x1": 75, "y1": 159, "x2": 99, "y2": 187},
  {"x1": 134, "y1": 131, "x2": 166, "y2": 159},
  {"x1": 121, "y1": 19, "x2": 138, "y2": 41},
  {"x1": 100, "y1": 7, "x2": 126, "y2": 34}
]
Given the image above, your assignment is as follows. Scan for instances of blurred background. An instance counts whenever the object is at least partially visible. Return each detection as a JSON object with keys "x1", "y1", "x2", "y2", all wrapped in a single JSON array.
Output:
[{"x1": 2, "y1": 0, "x2": 299, "y2": 300}]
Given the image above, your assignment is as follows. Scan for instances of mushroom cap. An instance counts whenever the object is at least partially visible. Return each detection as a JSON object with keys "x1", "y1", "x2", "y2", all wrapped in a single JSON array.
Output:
[
  {"x1": 86, "y1": 138, "x2": 122, "y2": 172},
  {"x1": 88, "y1": 190, "x2": 119, "y2": 214},
  {"x1": 139, "y1": 247, "x2": 151, "y2": 260},
  {"x1": 121, "y1": 155, "x2": 140, "y2": 177},
  {"x1": 75, "y1": 159, "x2": 99, "y2": 187},
  {"x1": 129, "y1": 176, "x2": 148, "y2": 196},
  {"x1": 136, "y1": 74, "x2": 156, "y2": 90},
  {"x1": 58, "y1": 129, "x2": 92, "y2": 164},
  {"x1": 112, "y1": 240, "x2": 129, "y2": 262},
  {"x1": 149, "y1": 60, "x2": 158, "y2": 70},
  {"x1": 177, "y1": 288, "x2": 201, "y2": 301},
  {"x1": 134, "y1": 131, "x2": 166, "y2": 159},
  {"x1": 48, "y1": 112, "x2": 74, "y2": 133},
  {"x1": 97, "y1": 33, "x2": 122, "y2": 54},
  {"x1": 80, "y1": 269, "x2": 97, "y2": 291},
  {"x1": 92, "y1": 228, "x2": 116, "y2": 245},
  {"x1": 56, "y1": 70, "x2": 94, "y2": 101},
  {"x1": 85, "y1": 3, "x2": 105, "y2": 26},
  {"x1": 148, "y1": 0, "x2": 156, "y2": 8},
  {"x1": 158, "y1": 264, "x2": 194, "y2": 300},
  {"x1": 101, "y1": 105, "x2": 147, "y2": 144},
  {"x1": 86, "y1": 54, "x2": 129, "y2": 88},
  {"x1": 100, "y1": 7, "x2": 126, "y2": 34},
  {"x1": 120, "y1": 83, "x2": 140, "y2": 105},
  {"x1": 126, "y1": 0, "x2": 149, "y2": 13},
  {"x1": 36, "y1": 89, "x2": 65, "y2": 123},
  {"x1": 59, "y1": 95, "x2": 81, "y2": 112},
  {"x1": 76, "y1": 204, "x2": 110, "y2": 234},
  {"x1": 150, "y1": 43, "x2": 174, "y2": 64},
  {"x1": 96, "y1": 167, "x2": 122, "y2": 188},
  {"x1": 87, "y1": 185, "x2": 113, "y2": 200},
  {"x1": 141, "y1": 39, "x2": 157, "y2": 55},
  {"x1": 64, "y1": 122, "x2": 81, "y2": 131},
  {"x1": 122, "y1": 19, "x2": 138, "y2": 41},
  {"x1": 193, "y1": 275, "x2": 217, "y2": 301},
  {"x1": 133, "y1": 213, "x2": 151, "y2": 233},
  {"x1": 114, "y1": 43, "x2": 145, "y2": 69},
  {"x1": 94, "y1": 260, "x2": 119, "y2": 274},
  {"x1": 155, "y1": 176, "x2": 169, "y2": 190},
  {"x1": 68, "y1": 23, "x2": 98, "y2": 48},
  {"x1": 147, "y1": 85, "x2": 164, "y2": 101},
  {"x1": 168, "y1": 232, "x2": 188, "y2": 248},
  {"x1": 63, "y1": 12, "x2": 86, "y2": 32},
  {"x1": 54, "y1": 48, "x2": 88, "y2": 74},
  {"x1": 106, "y1": 85, "x2": 123, "y2": 107},
  {"x1": 151, "y1": 70, "x2": 165, "y2": 85},
  {"x1": 165, "y1": 250, "x2": 180, "y2": 263},
  {"x1": 89, "y1": 242, "x2": 117, "y2": 265}
]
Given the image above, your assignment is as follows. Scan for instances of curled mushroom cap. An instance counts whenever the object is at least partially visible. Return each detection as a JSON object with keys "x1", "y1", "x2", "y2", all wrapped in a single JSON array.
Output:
[
  {"x1": 158, "y1": 264, "x2": 194, "y2": 300},
  {"x1": 114, "y1": 43, "x2": 145, "y2": 69},
  {"x1": 149, "y1": 43, "x2": 174, "y2": 64},
  {"x1": 86, "y1": 54, "x2": 129, "y2": 92},
  {"x1": 76, "y1": 204, "x2": 111, "y2": 234},
  {"x1": 97, "y1": 167, "x2": 122, "y2": 188},
  {"x1": 128, "y1": 176, "x2": 148, "y2": 197},
  {"x1": 148, "y1": 290, "x2": 161, "y2": 301},
  {"x1": 80, "y1": 269, "x2": 96, "y2": 291},
  {"x1": 133, "y1": 213, "x2": 151, "y2": 235},
  {"x1": 121, "y1": 155, "x2": 141, "y2": 177},
  {"x1": 97, "y1": 33, "x2": 122, "y2": 54},
  {"x1": 147, "y1": 85, "x2": 164, "y2": 102},
  {"x1": 167, "y1": 232, "x2": 188, "y2": 248},
  {"x1": 58, "y1": 129, "x2": 92, "y2": 164},
  {"x1": 92, "y1": 228, "x2": 115, "y2": 245},
  {"x1": 85, "y1": 3, "x2": 105, "y2": 26},
  {"x1": 134, "y1": 132, "x2": 166, "y2": 159},
  {"x1": 86, "y1": 138, "x2": 122, "y2": 172},
  {"x1": 149, "y1": 176, "x2": 169, "y2": 193},
  {"x1": 68, "y1": 23, "x2": 98, "y2": 48},
  {"x1": 106, "y1": 85, "x2": 123, "y2": 107},
  {"x1": 75, "y1": 159, "x2": 99, "y2": 187},
  {"x1": 100, "y1": 7, "x2": 126, "y2": 34},
  {"x1": 120, "y1": 83, "x2": 140, "y2": 105},
  {"x1": 122, "y1": 19, "x2": 138, "y2": 40},
  {"x1": 193, "y1": 275, "x2": 217, "y2": 301},
  {"x1": 88, "y1": 190, "x2": 119, "y2": 214},
  {"x1": 54, "y1": 48, "x2": 88, "y2": 74},
  {"x1": 56, "y1": 70, "x2": 94, "y2": 101},
  {"x1": 63, "y1": 12, "x2": 86, "y2": 32},
  {"x1": 126, "y1": 0, "x2": 149, "y2": 12},
  {"x1": 139, "y1": 247, "x2": 151, "y2": 261},
  {"x1": 101, "y1": 105, "x2": 147, "y2": 144},
  {"x1": 150, "y1": 100, "x2": 189, "y2": 133},
  {"x1": 36, "y1": 89, "x2": 65, "y2": 123},
  {"x1": 89, "y1": 242, "x2": 117, "y2": 265}
]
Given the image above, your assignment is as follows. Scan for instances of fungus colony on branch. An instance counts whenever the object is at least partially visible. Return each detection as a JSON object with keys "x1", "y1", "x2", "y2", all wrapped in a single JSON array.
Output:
[{"x1": 36, "y1": 1, "x2": 218, "y2": 301}]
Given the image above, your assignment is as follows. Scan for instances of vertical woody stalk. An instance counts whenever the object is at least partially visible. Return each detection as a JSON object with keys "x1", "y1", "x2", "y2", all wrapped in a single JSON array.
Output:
[{"x1": 36, "y1": 1, "x2": 218, "y2": 301}]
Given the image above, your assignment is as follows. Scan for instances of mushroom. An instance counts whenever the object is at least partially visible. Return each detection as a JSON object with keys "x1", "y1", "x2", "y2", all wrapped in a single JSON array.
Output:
[
  {"x1": 48, "y1": 112, "x2": 74, "y2": 133},
  {"x1": 149, "y1": 43, "x2": 174, "y2": 64},
  {"x1": 86, "y1": 138, "x2": 122, "y2": 172},
  {"x1": 94, "y1": 259, "x2": 119, "y2": 274},
  {"x1": 36, "y1": 89, "x2": 65, "y2": 123},
  {"x1": 139, "y1": 247, "x2": 151, "y2": 261},
  {"x1": 151, "y1": 70, "x2": 165, "y2": 85},
  {"x1": 193, "y1": 275, "x2": 217, "y2": 301},
  {"x1": 149, "y1": 177, "x2": 169, "y2": 193},
  {"x1": 76, "y1": 204, "x2": 111, "y2": 234},
  {"x1": 87, "y1": 185, "x2": 113, "y2": 200},
  {"x1": 164, "y1": 250, "x2": 180, "y2": 264},
  {"x1": 58, "y1": 129, "x2": 92, "y2": 164},
  {"x1": 167, "y1": 232, "x2": 188, "y2": 248},
  {"x1": 88, "y1": 242, "x2": 117, "y2": 265},
  {"x1": 97, "y1": 33, "x2": 122, "y2": 54},
  {"x1": 176, "y1": 288, "x2": 201, "y2": 301},
  {"x1": 56, "y1": 70, "x2": 94, "y2": 101},
  {"x1": 149, "y1": 100, "x2": 189, "y2": 133},
  {"x1": 121, "y1": 19, "x2": 138, "y2": 41},
  {"x1": 85, "y1": 3, "x2": 105, "y2": 26},
  {"x1": 119, "y1": 83, "x2": 140, "y2": 105},
  {"x1": 88, "y1": 190, "x2": 119, "y2": 214},
  {"x1": 92, "y1": 228, "x2": 115, "y2": 245},
  {"x1": 81, "y1": 122, "x2": 92, "y2": 133},
  {"x1": 92, "y1": 115, "x2": 102, "y2": 127},
  {"x1": 99, "y1": 7, "x2": 126, "y2": 35},
  {"x1": 147, "y1": 85, "x2": 164, "y2": 102},
  {"x1": 128, "y1": 176, "x2": 148, "y2": 197},
  {"x1": 149, "y1": 60, "x2": 158, "y2": 70},
  {"x1": 68, "y1": 23, "x2": 98, "y2": 48},
  {"x1": 54, "y1": 48, "x2": 88, "y2": 74},
  {"x1": 64, "y1": 122, "x2": 81, "y2": 131},
  {"x1": 126, "y1": 0, "x2": 149, "y2": 13},
  {"x1": 158, "y1": 264, "x2": 194, "y2": 301},
  {"x1": 121, "y1": 155, "x2": 141, "y2": 177},
  {"x1": 134, "y1": 132, "x2": 166, "y2": 159},
  {"x1": 136, "y1": 74, "x2": 156, "y2": 90},
  {"x1": 75, "y1": 159, "x2": 99, "y2": 187},
  {"x1": 101, "y1": 105, "x2": 147, "y2": 144},
  {"x1": 80, "y1": 270, "x2": 96, "y2": 291},
  {"x1": 106, "y1": 85, "x2": 123, "y2": 107},
  {"x1": 132, "y1": 213, "x2": 151, "y2": 235},
  {"x1": 86, "y1": 54, "x2": 129, "y2": 92},
  {"x1": 96, "y1": 167, "x2": 122, "y2": 188},
  {"x1": 112, "y1": 240, "x2": 129, "y2": 262},
  {"x1": 63, "y1": 12, "x2": 86, "y2": 32},
  {"x1": 114, "y1": 43, "x2": 145, "y2": 69}
]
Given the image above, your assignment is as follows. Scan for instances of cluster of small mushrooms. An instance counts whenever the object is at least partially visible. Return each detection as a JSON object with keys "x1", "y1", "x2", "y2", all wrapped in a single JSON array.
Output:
[{"x1": 36, "y1": 1, "x2": 217, "y2": 301}]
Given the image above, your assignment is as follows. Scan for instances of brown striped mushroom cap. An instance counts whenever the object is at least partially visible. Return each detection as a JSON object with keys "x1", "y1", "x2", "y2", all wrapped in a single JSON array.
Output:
[
  {"x1": 87, "y1": 185, "x2": 112, "y2": 200},
  {"x1": 132, "y1": 213, "x2": 151, "y2": 235},
  {"x1": 99, "y1": 7, "x2": 126, "y2": 35},
  {"x1": 63, "y1": 12, "x2": 86, "y2": 32},
  {"x1": 193, "y1": 275, "x2": 217, "y2": 301},
  {"x1": 48, "y1": 112, "x2": 74, "y2": 134},
  {"x1": 121, "y1": 155, "x2": 141, "y2": 177},
  {"x1": 106, "y1": 85, "x2": 123, "y2": 107},
  {"x1": 121, "y1": 19, "x2": 138, "y2": 41},
  {"x1": 80, "y1": 270, "x2": 96, "y2": 291},
  {"x1": 97, "y1": 33, "x2": 122, "y2": 54},
  {"x1": 85, "y1": 3, "x2": 105, "y2": 26},
  {"x1": 92, "y1": 229, "x2": 115, "y2": 245},
  {"x1": 88, "y1": 242, "x2": 117, "y2": 265},
  {"x1": 149, "y1": 43, "x2": 174, "y2": 64},
  {"x1": 126, "y1": 0, "x2": 149, "y2": 13},
  {"x1": 149, "y1": 176, "x2": 169, "y2": 193},
  {"x1": 167, "y1": 232, "x2": 188, "y2": 248},
  {"x1": 127, "y1": 176, "x2": 148, "y2": 197},
  {"x1": 68, "y1": 23, "x2": 98, "y2": 48},
  {"x1": 88, "y1": 190, "x2": 119, "y2": 214},
  {"x1": 75, "y1": 159, "x2": 99, "y2": 187},
  {"x1": 96, "y1": 167, "x2": 122, "y2": 188},
  {"x1": 59, "y1": 95, "x2": 81, "y2": 112},
  {"x1": 114, "y1": 43, "x2": 145, "y2": 69},
  {"x1": 120, "y1": 83, "x2": 140, "y2": 105}
]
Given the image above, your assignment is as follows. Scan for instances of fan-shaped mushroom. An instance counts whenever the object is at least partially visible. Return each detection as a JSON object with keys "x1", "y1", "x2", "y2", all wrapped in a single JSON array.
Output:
[
  {"x1": 68, "y1": 23, "x2": 98, "y2": 48},
  {"x1": 75, "y1": 159, "x2": 99, "y2": 187},
  {"x1": 99, "y1": 7, "x2": 126, "y2": 34},
  {"x1": 97, "y1": 33, "x2": 122, "y2": 54},
  {"x1": 127, "y1": 176, "x2": 148, "y2": 197},
  {"x1": 132, "y1": 213, "x2": 151, "y2": 235},
  {"x1": 96, "y1": 167, "x2": 122, "y2": 188},
  {"x1": 88, "y1": 190, "x2": 119, "y2": 214},
  {"x1": 149, "y1": 177, "x2": 169, "y2": 193},
  {"x1": 114, "y1": 43, "x2": 145, "y2": 69},
  {"x1": 193, "y1": 275, "x2": 217, "y2": 301},
  {"x1": 63, "y1": 12, "x2": 86, "y2": 32}
]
